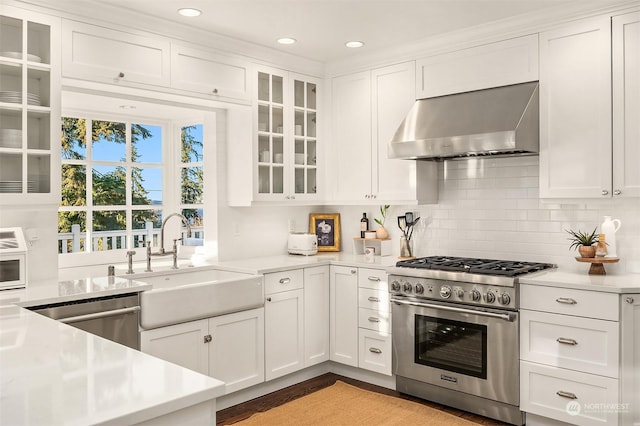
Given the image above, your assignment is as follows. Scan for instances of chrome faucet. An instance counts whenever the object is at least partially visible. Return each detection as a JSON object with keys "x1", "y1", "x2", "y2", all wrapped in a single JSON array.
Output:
[{"x1": 147, "y1": 213, "x2": 192, "y2": 270}]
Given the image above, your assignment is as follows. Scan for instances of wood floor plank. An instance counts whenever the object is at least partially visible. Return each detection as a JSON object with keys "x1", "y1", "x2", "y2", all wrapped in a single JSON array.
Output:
[{"x1": 216, "y1": 373, "x2": 509, "y2": 425}]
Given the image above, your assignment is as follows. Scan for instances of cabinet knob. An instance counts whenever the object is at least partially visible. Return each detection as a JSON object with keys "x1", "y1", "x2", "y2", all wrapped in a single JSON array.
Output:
[
  {"x1": 372, "y1": 194, "x2": 376, "y2": 199},
  {"x1": 350, "y1": 269, "x2": 356, "y2": 274},
  {"x1": 365, "y1": 194, "x2": 370, "y2": 199},
  {"x1": 212, "y1": 88, "x2": 219, "y2": 94},
  {"x1": 626, "y1": 297, "x2": 634, "y2": 304},
  {"x1": 614, "y1": 189, "x2": 622, "y2": 196},
  {"x1": 266, "y1": 297, "x2": 272, "y2": 302},
  {"x1": 118, "y1": 72, "x2": 125, "y2": 78},
  {"x1": 601, "y1": 189, "x2": 609, "y2": 196},
  {"x1": 203, "y1": 334, "x2": 212, "y2": 344}
]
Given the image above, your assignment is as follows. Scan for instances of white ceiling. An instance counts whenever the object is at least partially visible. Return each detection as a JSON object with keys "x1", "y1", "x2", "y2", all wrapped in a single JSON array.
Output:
[{"x1": 42, "y1": 0, "x2": 585, "y2": 63}]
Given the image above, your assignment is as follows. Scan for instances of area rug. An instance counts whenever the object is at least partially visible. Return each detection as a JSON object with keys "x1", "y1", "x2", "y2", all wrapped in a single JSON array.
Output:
[{"x1": 233, "y1": 380, "x2": 477, "y2": 425}]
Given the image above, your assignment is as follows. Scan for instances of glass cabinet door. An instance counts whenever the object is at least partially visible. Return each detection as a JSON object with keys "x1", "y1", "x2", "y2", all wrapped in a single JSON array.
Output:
[
  {"x1": 293, "y1": 78, "x2": 317, "y2": 195},
  {"x1": 257, "y1": 71, "x2": 285, "y2": 195}
]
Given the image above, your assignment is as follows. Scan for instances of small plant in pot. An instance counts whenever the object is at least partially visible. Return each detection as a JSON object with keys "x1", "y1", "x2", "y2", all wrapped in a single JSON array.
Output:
[
  {"x1": 374, "y1": 205, "x2": 390, "y2": 239},
  {"x1": 565, "y1": 227, "x2": 599, "y2": 258}
]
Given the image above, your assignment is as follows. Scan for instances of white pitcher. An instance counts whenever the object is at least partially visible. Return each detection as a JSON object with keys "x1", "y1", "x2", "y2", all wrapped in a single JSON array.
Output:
[{"x1": 600, "y1": 216, "x2": 621, "y2": 258}]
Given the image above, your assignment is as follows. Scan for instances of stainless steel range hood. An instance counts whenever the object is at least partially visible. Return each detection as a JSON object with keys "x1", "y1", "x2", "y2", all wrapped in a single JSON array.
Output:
[{"x1": 389, "y1": 81, "x2": 539, "y2": 160}]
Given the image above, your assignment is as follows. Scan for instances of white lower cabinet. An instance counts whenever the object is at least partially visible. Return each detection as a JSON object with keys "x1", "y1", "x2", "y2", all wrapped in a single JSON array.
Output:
[
  {"x1": 140, "y1": 308, "x2": 265, "y2": 394},
  {"x1": 520, "y1": 284, "x2": 640, "y2": 426},
  {"x1": 357, "y1": 268, "x2": 391, "y2": 375},
  {"x1": 264, "y1": 270, "x2": 304, "y2": 380},
  {"x1": 329, "y1": 265, "x2": 359, "y2": 366},
  {"x1": 358, "y1": 328, "x2": 391, "y2": 376},
  {"x1": 304, "y1": 266, "x2": 330, "y2": 367}
]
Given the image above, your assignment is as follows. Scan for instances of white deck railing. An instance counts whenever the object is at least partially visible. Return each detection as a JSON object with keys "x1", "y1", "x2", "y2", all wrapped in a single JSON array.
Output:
[{"x1": 58, "y1": 222, "x2": 204, "y2": 254}]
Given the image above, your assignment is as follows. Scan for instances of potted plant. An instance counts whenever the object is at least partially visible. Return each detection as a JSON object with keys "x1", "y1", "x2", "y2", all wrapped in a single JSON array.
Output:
[
  {"x1": 374, "y1": 205, "x2": 390, "y2": 239},
  {"x1": 565, "y1": 227, "x2": 599, "y2": 258}
]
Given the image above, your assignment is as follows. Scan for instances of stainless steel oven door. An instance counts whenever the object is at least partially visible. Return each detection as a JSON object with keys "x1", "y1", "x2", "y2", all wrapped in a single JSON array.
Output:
[{"x1": 391, "y1": 295, "x2": 519, "y2": 406}]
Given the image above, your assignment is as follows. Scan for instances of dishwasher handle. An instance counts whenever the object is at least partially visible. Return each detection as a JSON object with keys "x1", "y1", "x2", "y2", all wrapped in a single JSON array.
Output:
[{"x1": 59, "y1": 306, "x2": 140, "y2": 324}]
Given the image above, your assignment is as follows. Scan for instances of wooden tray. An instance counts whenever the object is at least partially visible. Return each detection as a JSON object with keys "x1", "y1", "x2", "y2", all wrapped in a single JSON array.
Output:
[{"x1": 575, "y1": 257, "x2": 619, "y2": 275}]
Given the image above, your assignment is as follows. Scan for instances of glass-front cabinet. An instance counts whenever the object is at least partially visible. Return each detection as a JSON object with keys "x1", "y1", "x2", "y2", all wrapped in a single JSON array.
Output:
[
  {"x1": 255, "y1": 65, "x2": 319, "y2": 202},
  {"x1": 0, "y1": 7, "x2": 60, "y2": 204}
]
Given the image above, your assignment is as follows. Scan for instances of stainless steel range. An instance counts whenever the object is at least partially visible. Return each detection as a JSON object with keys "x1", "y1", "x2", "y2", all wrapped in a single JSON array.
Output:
[{"x1": 388, "y1": 256, "x2": 554, "y2": 426}]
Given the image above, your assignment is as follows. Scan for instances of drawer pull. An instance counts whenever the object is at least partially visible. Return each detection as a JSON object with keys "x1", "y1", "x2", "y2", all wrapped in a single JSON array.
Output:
[
  {"x1": 369, "y1": 347, "x2": 382, "y2": 354},
  {"x1": 556, "y1": 297, "x2": 577, "y2": 305},
  {"x1": 368, "y1": 317, "x2": 380, "y2": 323},
  {"x1": 368, "y1": 296, "x2": 380, "y2": 302},
  {"x1": 627, "y1": 297, "x2": 635, "y2": 304},
  {"x1": 556, "y1": 390, "x2": 578, "y2": 400},
  {"x1": 368, "y1": 276, "x2": 381, "y2": 282},
  {"x1": 279, "y1": 277, "x2": 291, "y2": 284},
  {"x1": 556, "y1": 337, "x2": 578, "y2": 346}
]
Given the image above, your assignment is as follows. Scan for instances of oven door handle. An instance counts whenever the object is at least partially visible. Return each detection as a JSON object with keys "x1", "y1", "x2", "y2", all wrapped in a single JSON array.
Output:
[{"x1": 391, "y1": 297, "x2": 515, "y2": 322}]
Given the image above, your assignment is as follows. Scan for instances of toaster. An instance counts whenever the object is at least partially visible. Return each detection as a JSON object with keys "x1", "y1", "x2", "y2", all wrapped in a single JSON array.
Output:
[{"x1": 288, "y1": 233, "x2": 318, "y2": 256}]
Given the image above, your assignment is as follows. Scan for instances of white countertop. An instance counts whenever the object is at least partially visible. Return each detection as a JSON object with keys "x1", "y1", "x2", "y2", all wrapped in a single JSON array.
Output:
[
  {"x1": 0, "y1": 304, "x2": 224, "y2": 425},
  {"x1": 520, "y1": 268, "x2": 640, "y2": 293}
]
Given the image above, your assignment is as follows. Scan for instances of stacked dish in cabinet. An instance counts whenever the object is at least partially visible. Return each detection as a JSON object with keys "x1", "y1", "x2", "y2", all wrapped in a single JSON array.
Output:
[{"x1": 0, "y1": 11, "x2": 55, "y2": 197}]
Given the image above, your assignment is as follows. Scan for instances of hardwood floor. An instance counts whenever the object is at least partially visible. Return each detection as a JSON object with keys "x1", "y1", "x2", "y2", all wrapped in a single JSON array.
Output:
[{"x1": 216, "y1": 373, "x2": 510, "y2": 425}]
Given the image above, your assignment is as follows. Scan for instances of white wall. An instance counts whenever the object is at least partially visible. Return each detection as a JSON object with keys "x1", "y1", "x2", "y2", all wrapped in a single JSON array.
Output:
[{"x1": 334, "y1": 156, "x2": 639, "y2": 274}]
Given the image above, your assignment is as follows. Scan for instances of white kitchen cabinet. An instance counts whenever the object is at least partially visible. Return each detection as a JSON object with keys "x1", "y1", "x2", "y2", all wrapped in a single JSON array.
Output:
[
  {"x1": 170, "y1": 44, "x2": 249, "y2": 102},
  {"x1": 264, "y1": 269, "x2": 304, "y2": 380},
  {"x1": 61, "y1": 19, "x2": 170, "y2": 87},
  {"x1": 245, "y1": 65, "x2": 320, "y2": 204},
  {"x1": 0, "y1": 6, "x2": 60, "y2": 204},
  {"x1": 620, "y1": 294, "x2": 640, "y2": 426},
  {"x1": 140, "y1": 308, "x2": 265, "y2": 394},
  {"x1": 330, "y1": 62, "x2": 437, "y2": 204},
  {"x1": 612, "y1": 12, "x2": 640, "y2": 198},
  {"x1": 415, "y1": 34, "x2": 538, "y2": 98},
  {"x1": 329, "y1": 265, "x2": 359, "y2": 367},
  {"x1": 304, "y1": 266, "x2": 330, "y2": 367},
  {"x1": 539, "y1": 12, "x2": 640, "y2": 199},
  {"x1": 358, "y1": 328, "x2": 392, "y2": 376}
]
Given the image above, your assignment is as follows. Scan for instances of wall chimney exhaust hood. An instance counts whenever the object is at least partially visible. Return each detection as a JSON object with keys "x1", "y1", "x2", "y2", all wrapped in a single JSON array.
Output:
[{"x1": 388, "y1": 81, "x2": 539, "y2": 160}]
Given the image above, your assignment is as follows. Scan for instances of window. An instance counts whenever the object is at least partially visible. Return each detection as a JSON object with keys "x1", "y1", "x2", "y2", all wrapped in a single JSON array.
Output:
[{"x1": 58, "y1": 115, "x2": 204, "y2": 256}]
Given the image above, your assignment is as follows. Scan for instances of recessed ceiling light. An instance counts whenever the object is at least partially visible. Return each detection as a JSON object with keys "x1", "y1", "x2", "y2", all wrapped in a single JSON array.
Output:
[
  {"x1": 277, "y1": 37, "x2": 297, "y2": 45},
  {"x1": 345, "y1": 41, "x2": 365, "y2": 48},
  {"x1": 178, "y1": 8, "x2": 201, "y2": 17}
]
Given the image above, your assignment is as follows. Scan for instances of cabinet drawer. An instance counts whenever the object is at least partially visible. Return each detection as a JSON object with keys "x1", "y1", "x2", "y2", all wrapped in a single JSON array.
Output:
[
  {"x1": 520, "y1": 361, "x2": 619, "y2": 426},
  {"x1": 358, "y1": 329, "x2": 392, "y2": 376},
  {"x1": 520, "y1": 284, "x2": 619, "y2": 320},
  {"x1": 357, "y1": 268, "x2": 388, "y2": 291},
  {"x1": 521, "y1": 310, "x2": 619, "y2": 378},
  {"x1": 358, "y1": 287, "x2": 390, "y2": 312},
  {"x1": 358, "y1": 308, "x2": 391, "y2": 333},
  {"x1": 265, "y1": 269, "x2": 303, "y2": 294}
]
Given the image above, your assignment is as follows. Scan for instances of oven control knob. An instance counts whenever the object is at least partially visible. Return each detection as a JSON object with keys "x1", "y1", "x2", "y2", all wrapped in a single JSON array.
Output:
[
  {"x1": 455, "y1": 289, "x2": 464, "y2": 298},
  {"x1": 500, "y1": 293, "x2": 511, "y2": 305},
  {"x1": 391, "y1": 281, "x2": 401, "y2": 292},
  {"x1": 471, "y1": 289, "x2": 481, "y2": 302},
  {"x1": 439, "y1": 286, "x2": 451, "y2": 299},
  {"x1": 484, "y1": 292, "x2": 496, "y2": 303},
  {"x1": 414, "y1": 283, "x2": 424, "y2": 294},
  {"x1": 403, "y1": 282, "x2": 413, "y2": 292}
]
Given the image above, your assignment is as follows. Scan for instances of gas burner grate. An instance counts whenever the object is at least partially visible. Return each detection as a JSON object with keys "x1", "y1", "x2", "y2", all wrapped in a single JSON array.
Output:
[{"x1": 396, "y1": 256, "x2": 554, "y2": 277}]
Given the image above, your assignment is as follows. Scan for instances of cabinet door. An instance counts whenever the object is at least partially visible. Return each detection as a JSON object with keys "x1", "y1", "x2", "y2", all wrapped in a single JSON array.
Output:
[
  {"x1": 416, "y1": 34, "x2": 538, "y2": 98},
  {"x1": 612, "y1": 12, "x2": 640, "y2": 198},
  {"x1": 304, "y1": 266, "x2": 329, "y2": 367},
  {"x1": 140, "y1": 319, "x2": 208, "y2": 375},
  {"x1": 209, "y1": 308, "x2": 264, "y2": 394},
  {"x1": 372, "y1": 62, "x2": 420, "y2": 202},
  {"x1": 539, "y1": 16, "x2": 612, "y2": 198},
  {"x1": 358, "y1": 328, "x2": 392, "y2": 376},
  {"x1": 620, "y1": 294, "x2": 640, "y2": 426},
  {"x1": 329, "y1": 265, "x2": 359, "y2": 367},
  {"x1": 171, "y1": 44, "x2": 249, "y2": 101},
  {"x1": 265, "y1": 288, "x2": 304, "y2": 380},
  {"x1": 61, "y1": 20, "x2": 170, "y2": 87},
  {"x1": 331, "y1": 71, "x2": 372, "y2": 202}
]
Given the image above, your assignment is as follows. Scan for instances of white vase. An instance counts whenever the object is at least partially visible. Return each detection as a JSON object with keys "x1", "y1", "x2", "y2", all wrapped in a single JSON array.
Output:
[{"x1": 600, "y1": 216, "x2": 621, "y2": 258}]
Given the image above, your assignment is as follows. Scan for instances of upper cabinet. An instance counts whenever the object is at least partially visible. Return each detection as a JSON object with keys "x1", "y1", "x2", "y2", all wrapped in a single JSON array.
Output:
[
  {"x1": 330, "y1": 62, "x2": 437, "y2": 205},
  {"x1": 416, "y1": 34, "x2": 538, "y2": 98},
  {"x1": 62, "y1": 20, "x2": 171, "y2": 88},
  {"x1": 250, "y1": 65, "x2": 320, "y2": 203},
  {"x1": 0, "y1": 6, "x2": 60, "y2": 204},
  {"x1": 539, "y1": 12, "x2": 639, "y2": 198},
  {"x1": 170, "y1": 44, "x2": 250, "y2": 101}
]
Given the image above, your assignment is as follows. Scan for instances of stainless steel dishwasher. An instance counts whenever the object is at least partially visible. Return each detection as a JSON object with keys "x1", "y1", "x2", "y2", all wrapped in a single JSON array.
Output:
[{"x1": 29, "y1": 293, "x2": 141, "y2": 350}]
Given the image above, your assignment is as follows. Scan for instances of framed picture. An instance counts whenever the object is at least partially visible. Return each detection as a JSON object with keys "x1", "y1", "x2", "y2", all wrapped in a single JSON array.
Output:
[{"x1": 309, "y1": 213, "x2": 341, "y2": 252}]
